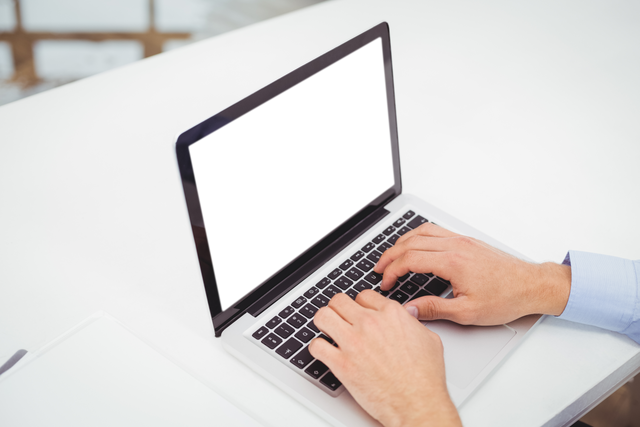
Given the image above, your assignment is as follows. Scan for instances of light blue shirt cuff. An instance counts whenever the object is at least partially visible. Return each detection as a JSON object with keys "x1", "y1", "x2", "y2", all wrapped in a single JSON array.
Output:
[{"x1": 558, "y1": 250, "x2": 640, "y2": 344}]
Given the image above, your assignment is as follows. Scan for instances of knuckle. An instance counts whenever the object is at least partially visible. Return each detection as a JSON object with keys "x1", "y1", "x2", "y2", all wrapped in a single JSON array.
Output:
[
  {"x1": 456, "y1": 236, "x2": 473, "y2": 246},
  {"x1": 330, "y1": 292, "x2": 348, "y2": 306},
  {"x1": 355, "y1": 289, "x2": 374, "y2": 305},
  {"x1": 445, "y1": 251, "x2": 463, "y2": 268},
  {"x1": 403, "y1": 250, "x2": 423, "y2": 266},
  {"x1": 362, "y1": 310, "x2": 379, "y2": 325},
  {"x1": 423, "y1": 298, "x2": 440, "y2": 319},
  {"x1": 406, "y1": 235, "x2": 421, "y2": 246},
  {"x1": 315, "y1": 306, "x2": 329, "y2": 321}
]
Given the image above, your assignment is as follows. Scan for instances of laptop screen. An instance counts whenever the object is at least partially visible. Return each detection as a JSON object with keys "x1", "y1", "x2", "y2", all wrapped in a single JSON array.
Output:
[{"x1": 188, "y1": 38, "x2": 395, "y2": 311}]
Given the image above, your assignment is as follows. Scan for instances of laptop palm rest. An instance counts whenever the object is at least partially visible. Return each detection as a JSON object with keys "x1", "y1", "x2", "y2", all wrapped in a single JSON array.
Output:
[{"x1": 424, "y1": 320, "x2": 516, "y2": 389}]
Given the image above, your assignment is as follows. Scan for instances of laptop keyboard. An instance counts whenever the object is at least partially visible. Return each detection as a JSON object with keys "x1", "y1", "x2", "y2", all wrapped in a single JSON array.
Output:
[{"x1": 250, "y1": 210, "x2": 451, "y2": 393}]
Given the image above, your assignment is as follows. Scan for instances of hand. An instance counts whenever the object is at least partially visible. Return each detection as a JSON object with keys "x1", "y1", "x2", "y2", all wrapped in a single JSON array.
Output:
[
  {"x1": 374, "y1": 223, "x2": 571, "y2": 325},
  {"x1": 309, "y1": 291, "x2": 462, "y2": 427}
]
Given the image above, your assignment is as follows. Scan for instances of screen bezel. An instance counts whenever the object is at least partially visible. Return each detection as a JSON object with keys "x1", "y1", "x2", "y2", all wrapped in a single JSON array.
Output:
[{"x1": 175, "y1": 22, "x2": 402, "y2": 336}]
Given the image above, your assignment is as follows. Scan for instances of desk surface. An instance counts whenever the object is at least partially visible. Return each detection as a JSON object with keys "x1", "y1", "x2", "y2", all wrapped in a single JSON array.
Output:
[{"x1": 1, "y1": 0, "x2": 639, "y2": 426}]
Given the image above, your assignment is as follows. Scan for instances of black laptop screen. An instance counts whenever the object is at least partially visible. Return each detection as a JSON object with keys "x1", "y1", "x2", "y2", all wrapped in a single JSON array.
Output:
[{"x1": 188, "y1": 37, "x2": 395, "y2": 311}]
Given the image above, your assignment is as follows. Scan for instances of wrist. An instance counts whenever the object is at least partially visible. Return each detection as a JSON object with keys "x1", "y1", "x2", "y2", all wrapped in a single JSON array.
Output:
[
  {"x1": 385, "y1": 391, "x2": 461, "y2": 427},
  {"x1": 531, "y1": 262, "x2": 572, "y2": 316}
]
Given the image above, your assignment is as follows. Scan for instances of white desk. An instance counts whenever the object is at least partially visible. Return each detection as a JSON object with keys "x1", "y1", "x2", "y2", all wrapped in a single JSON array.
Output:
[{"x1": 1, "y1": 1, "x2": 639, "y2": 426}]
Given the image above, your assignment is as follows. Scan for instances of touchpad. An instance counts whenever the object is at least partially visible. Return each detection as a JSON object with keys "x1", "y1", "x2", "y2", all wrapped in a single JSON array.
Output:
[{"x1": 424, "y1": 320, "x2": 516, "y2": 389}]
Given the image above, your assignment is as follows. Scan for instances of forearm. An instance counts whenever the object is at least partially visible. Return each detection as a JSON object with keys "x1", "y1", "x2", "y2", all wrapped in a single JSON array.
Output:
[{"x1": 384, "y1": 393, "x2": 461, "y2": 427}]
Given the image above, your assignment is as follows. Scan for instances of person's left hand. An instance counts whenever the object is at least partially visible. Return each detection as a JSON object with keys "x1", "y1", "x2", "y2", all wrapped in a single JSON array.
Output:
[{"x1": 308, "y1": 290, "x2": 462, "y2": 427}]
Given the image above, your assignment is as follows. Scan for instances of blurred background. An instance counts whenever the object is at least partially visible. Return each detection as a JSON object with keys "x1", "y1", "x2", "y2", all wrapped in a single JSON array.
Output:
[{"x1": 0, "y1": 0, "x2": 325, "y2": 106}]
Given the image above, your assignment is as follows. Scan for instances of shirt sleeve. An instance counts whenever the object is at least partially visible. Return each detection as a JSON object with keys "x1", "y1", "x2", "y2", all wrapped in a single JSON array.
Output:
[{"x1": 558, "y1": 250, "x2": 640, "y2": 344}]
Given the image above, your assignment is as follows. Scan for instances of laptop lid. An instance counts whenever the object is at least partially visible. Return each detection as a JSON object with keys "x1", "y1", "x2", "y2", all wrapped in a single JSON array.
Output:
[{"x1": 176, "y1": 23, "x2": 402, "y2": 336}]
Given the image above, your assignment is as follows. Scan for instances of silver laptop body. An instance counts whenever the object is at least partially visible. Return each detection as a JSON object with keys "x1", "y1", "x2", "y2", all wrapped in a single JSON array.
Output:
[{"x1": 175, "y1": 23, "x2": 540, "y2": 427}]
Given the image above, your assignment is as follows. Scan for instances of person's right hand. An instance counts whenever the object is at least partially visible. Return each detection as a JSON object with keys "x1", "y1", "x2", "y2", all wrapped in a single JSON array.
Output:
[{"x1": 374, "y1": 223, "x2": 572, "y2": 325}]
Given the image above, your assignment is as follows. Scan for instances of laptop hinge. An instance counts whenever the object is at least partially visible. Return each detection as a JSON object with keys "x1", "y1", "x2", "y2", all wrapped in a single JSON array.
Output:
[
  {"x1": 244, "y1": 204, "x2": 391, "y2": 319},
  {"x1": 214, "y1": 195, "x2": 397, "y2": 337}
]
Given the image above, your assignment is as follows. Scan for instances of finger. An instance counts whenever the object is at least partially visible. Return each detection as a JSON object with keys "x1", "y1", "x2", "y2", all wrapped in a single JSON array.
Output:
[
  {"x1": 313, "y1": 305, "x2": 353, "y2": 345},
  {"x1": 327, "y1": 293, "x2": 367, "y2": 325},
  {"x1": 375, "y1": 235, "x2": 457, "y2": 274},
  {"x1": 355, "y1": 289, "x2": 391, "y2": 311},
  {"x1": 380, "y1": 250, "x2": 450, "y2": 290},
  {"x1": 308, "y1": 336, "x2": 341, "y2": 366},
  {"x1": 395, "y1": 222, "x2": 459, "y2": 247},
  {"x1": 404, "y1": 295, "x2": 474, "y2": 324}
]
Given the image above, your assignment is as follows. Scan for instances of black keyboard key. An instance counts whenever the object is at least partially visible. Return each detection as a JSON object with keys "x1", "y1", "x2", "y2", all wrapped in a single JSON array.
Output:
[
  {"x1": 393, "y1": 218, "x2": 405, "y2": 227},
  {"x1": 354, "y1": 281, "x2": 372, "y2": 292},
  {"x1": 252, "y1": 326, "x2": 269, "y2": 340},
  {"x1": 425, "y1": 278, "x2": 449, "y2": 296},
  {"x1": 276, "y1": 337, "x2": 303, "y2": 359},
  {"x1": 363, "y1": 271, "x2": 383, "y2": 285},
  {"x1": 286, "y1": 314, "x2": 306, "y2": 329},
  {"x1": 305, "y1": 360, "x2": 329, "y2": 379},
  {"x1": 335, "y1": 276, "x2": 353, "y2": 290},
  {"x1": 403, "y1": 210, "x2": 415, "y2": 219},
  {"x1": 377, "y1": 242, "x2": 392, "y2": 253},
  {"x1": 379, "y1": 288, "x2": 389, "y2": 297},
  {"x1": 311, "y1": 294, "x2": 330, "y2": 308},
  {"x1": 398, "y1": 273, "x2": 410, "y2": 282},
  {"x1": 346, "y1": 288, "x2": 359, "y2": 299},
  {"x1": 322, "y1": 284, "x2": 341, "y2": 298},
  {"x1": 295, "y1": 327, "x2": 315, "y2": 343},
  {"x1": 382, "y1": 225, "x2": 396, "y2": 236},
  {"x1": 387, "y1": 234, "x2": 400, "y2": 244},
  {"x1": 361, "y1": 242, "x2": 376, "y2": 253},
  {"x1": 304, "y1": 287, "x2": 320, "y2": 299},
  {"x1": 262, "y1": 333, "x2": 282, "y2": 349},
  {"x1": 356, "y1": 259, "x2": 375, "y2": 272},
  {"x1": 407, "y1": 215, "x2": 428, "y2": 229},
  {"x1": 315, "y1": 277, "x2": 331, "y2": 289},
  {"x1": 400, "y1": 281, "x2": 419, "y2": 295},
  {"x1": 372, "y1": 233, "x2": 385, "y2": 244},
  {"x1": 328, "y1": 268, "x2": 342, "y2": 280},
  {"x1": 320, "y1": 372, "x2": 342, "y2": 391},
  {"x1": 279, "y1": 306, "x2": 295, "y2": 319},
  {"x1": 339, "y1": 259, "x2": 354, "y2": 270},
  {"x1": 275, "y1": 323, "x2": 295, "y2": 339},
  {"x1": 437, "y1": 277, "x2": 451, "y2": 285},
  {"x1": 350, "y1": 251, "x2": 365, "y2": 261},
  {"x1": 397, "y1": 226, "x2": 411, "y2": 236},
  {"x1": 410, "y1": 289, "x2": 430, "y2": 301},
  {"x1": 291, "y1": 296, "x2": 307, "y2": 309},
  {"x1": 366, "y1": 250, "x2": 382, "y2": 263},
  {"x1": 307, "y1": 320, "x2": 319, "y2": 333},
  {"x1": 410, "y1": 274, "x2": 429, "y2": 286},
  {"x1": 344, "y1": 267, "x2": 363, "y2": 281},
  {"x1": 389, "y1": 290, "x2": 410, "y2": 304},
  {"x1": 290, "y1": 346, "x2": 314, "y2": 369},
  {"x1": 266, "y1": 316, "x2": 282, "y2": 329},
  {"x1": 300, "y1": 303, "x2": 318, "y2": 319}
]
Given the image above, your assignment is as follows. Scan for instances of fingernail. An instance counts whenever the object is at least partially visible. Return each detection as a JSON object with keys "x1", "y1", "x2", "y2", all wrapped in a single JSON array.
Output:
[{"x1": 406, "y1": 305, "x2": 419, "y2": 319}]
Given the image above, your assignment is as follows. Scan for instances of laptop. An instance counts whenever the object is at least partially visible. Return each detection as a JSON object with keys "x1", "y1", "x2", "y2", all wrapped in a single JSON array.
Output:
[{"x1": 175, "y1": 23, "x2": 540, "y2": 426}]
